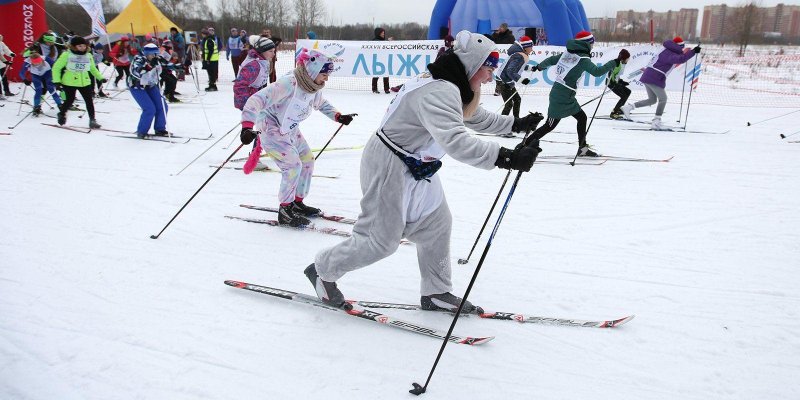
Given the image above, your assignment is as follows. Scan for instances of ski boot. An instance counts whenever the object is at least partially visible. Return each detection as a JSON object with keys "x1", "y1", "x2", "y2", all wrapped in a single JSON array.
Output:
[
  {"x1": 167, "y1": 96, "x2": 181, "y2": 103},
  {"x1": 304, "y1": 264, "x2": 350, "y2": 310},
  {"x1": 204, "y1": 84, "x2": 218, "y2": 92},
  {"x1": 154, "y1": 130, "x2": 170, "y2": 137},
  {"x1": 89, "y1": 119, "x2": 101, "y2": 129},
  {"x1": 97, "y1": 91, "x2": 108, "y2": 98},
  {"x1": 621, "y1": 103, "x2": 634, "y2": 120},
  {"x1": 578, "y1": 144, "x2": 601, "y2": 157},
  {"x1": 610, "y1": 110, "x2": 624, "y2": 120},
  {"x1": 421, "y1": 293, "x2": 484, "y2": 314},
  {"x1": 136, "y1": 132, "x2": 148, "y2": 139},
  {"x1": 32, "y1": 106, "x2": 42, "y2": 117},
  {"x1": 57, "y1": 111, "x2": 66, "y2": 126},
  {"x1": 292, "y1": 200, "x2": 321, "y2": 217},
  {"x1": 651, "y1": 116, "x2": 665, "y2": 130},
  {"x1": 278, "y1": 203, "x2": 310, "y2": 227}
]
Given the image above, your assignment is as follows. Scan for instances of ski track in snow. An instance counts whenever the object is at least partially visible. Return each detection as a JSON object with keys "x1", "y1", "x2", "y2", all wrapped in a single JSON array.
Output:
[{"x1": 2, "y1": 58, "x2": 800, "y2": 400}]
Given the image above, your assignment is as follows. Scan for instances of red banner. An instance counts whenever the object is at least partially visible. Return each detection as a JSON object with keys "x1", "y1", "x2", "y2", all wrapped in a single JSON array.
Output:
[{"x1": 0, "y1": 0, "x2": 49, "y2": 82}]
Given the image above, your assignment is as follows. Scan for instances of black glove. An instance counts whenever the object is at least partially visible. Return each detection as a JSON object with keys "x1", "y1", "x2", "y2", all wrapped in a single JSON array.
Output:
[
  {"x1": 520, "y1": 78, "x2": 530, "y2": 85},
  {"x1": 523, "y1": 64, "x2": 531, "y2": 71},
  {"x1": 103, "y1": 60, "x2": 111, "y2": 66},
  {"x1": 97, "y1": 78, "x2": 107, "y2": 84},
  {"x1": 693, "y1": 45, "x2": 701, "y2": 54},
  {"x1": 495, "y1": 141, "x2": 541, "y2": 172},
  {"x1": 10, "y1": 52, "x2": 15, "y2": 58},
  {"x1": 240, "y1": 127, "x2": 258, "y2": 145},
  {"x1": 23, "y1": 79, "x2": 31, "y2": 86},
  {"x1": 511, "y1": 112, "x2": 544, "y2": 133},
  {"x1": 149, "y1": 57, "x2": 160, "y2": 67},
  {"x1": 54, "y1": 83, "x2": 63, "y2": 92},
  {"x1": 618, "y1": 79, "x2": 629, "y2": 87},
  {"x1": 336, "y1": 113, "x2": 356, "y2": 125},
  {"x1": 535, "y1": 64, "x2": 544, "y2": 71}
]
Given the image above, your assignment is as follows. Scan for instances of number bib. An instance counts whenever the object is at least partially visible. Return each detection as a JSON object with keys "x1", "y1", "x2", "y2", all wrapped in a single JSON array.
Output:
[
  {"x1": 554, "y1": 52, "x2": 588, "y2": 91},
  {"x1": 67, "y1": 53, "x2": 91, "y2": 73}
]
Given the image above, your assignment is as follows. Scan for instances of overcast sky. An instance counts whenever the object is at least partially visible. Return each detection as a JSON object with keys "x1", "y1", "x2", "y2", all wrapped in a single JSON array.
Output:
[{"x1": 321, "y1": 0, "x2": 792, "y2": 25}]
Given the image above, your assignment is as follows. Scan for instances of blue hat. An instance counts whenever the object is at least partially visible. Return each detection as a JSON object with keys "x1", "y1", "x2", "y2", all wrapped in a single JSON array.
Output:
[{"x1": 142, "y1": 43, "x2": 159, "y2": 56}]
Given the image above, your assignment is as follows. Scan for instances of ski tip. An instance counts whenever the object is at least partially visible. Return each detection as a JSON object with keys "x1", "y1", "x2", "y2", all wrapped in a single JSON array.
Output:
[
  {"x1": 458, "y1": 336, "x2": 495, "y2": 345},
  {"x1": 224, "y1": 280, "x2": 247, "y2": 288},
  {"x1": 604, "y1": 315, "x2": 635, "y2": 328}
]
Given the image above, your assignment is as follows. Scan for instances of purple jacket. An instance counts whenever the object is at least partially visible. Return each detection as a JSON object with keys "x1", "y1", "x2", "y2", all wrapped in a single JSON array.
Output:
[{"x1": 640, "y1": 40, "x2": 696, "y2": 88}]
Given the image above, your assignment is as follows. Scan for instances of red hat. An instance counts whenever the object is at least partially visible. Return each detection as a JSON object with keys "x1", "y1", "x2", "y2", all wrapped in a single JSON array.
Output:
[
  {"x1": 518, "y1": 36, "x2": 533, "y2": 49},
  {"x1": 673, "y1": 36, "x2": 685, "y2": 46},
  {"x1": 575, "y1": 30, "x2": 594, "y2": 44},
  {"x1": 120, "y1": 36, "x2": 130, "y2": 42}
]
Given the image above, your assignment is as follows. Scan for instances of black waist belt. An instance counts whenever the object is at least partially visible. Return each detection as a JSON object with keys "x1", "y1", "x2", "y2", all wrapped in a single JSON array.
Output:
[{"x1": 375, "y1": 130, "x2": 442, "y2": 181}]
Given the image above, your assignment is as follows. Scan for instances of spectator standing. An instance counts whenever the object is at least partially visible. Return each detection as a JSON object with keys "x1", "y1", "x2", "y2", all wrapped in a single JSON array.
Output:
[
  {"x1": 228, "y1": 28, "x2": 245, "y2": 76},
  {"x1": 371, "y1": 27, "x2": 390, "y2": 94},
  {"x1": 201, "y1": 27, "x2": 220, "y2": 91}
]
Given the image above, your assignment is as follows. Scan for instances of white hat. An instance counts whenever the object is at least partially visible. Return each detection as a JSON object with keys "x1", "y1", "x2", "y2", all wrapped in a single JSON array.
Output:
[
  {"x1": 453, "y1": 30, "x2": 496, "y2": 79},
  {"x1": 297, "y1": 49, "x2": 334, "y2": 80}
]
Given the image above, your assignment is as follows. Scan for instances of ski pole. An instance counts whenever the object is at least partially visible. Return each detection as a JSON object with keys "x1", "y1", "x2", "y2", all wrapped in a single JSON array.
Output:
[
  {"x1": 315, "y1": 115, "x2": 357, "y2": 161},
  {"x1": 780, "y1": 129, "x2": 800, "y2": 139},
  {"x1": 683, "y1": 44, "x2": 701, "y2": 131},
  {"x1": 16, "y1": 84, "x2": 28, "y2": 116},
  {"x1": 458, "y1": 111, "x2": 542, "y2": 264},
  {"x1": 457, "y1": 169, "x2": 511, "y2": 265},
  {"x1": 150, "y1": 143, "x2": 244, "y2": 239},
  {"x1": 8, "y1": 110, "x2": 33, "y2": 130},
  {"x1": 410, "y1": 132, "x2": 540, "y2": 396},
  {"x1": 579, "y1": 87, "x2": 612, "y2": 108},
  {"x1": 676, "y1": 63, "x2": 688, "y2": 123},
  {"x1": 748, "y1": 109, "x2": 800, "y2": 127},
  {"x1": 493, "y1": 68, "x2": 535, "y2": 114},
  {"x1": 571, "y1": 82, "x2": 609, "y2": 166},
  {"x1": 172, "y1": 122, "x2": 240, "y2": 176}
]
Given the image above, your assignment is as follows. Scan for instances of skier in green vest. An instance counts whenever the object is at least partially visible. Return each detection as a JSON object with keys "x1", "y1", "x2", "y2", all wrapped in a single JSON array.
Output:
[{"x1": 528, "y1": 31, "x2": 629, "y2": 156}]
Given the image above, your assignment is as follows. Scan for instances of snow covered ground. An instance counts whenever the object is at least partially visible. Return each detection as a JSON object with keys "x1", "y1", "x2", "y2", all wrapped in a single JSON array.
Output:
[{"x1": 2, "y1": 61, "x2": 800, "y2": 399}]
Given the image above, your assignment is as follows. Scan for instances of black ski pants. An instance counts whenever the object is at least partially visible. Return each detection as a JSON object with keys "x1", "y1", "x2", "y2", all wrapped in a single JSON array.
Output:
[
  {"x1": 60, "y1": 85, "x2": 95, "y2": 119},
  {"x1": 533, "y1": 110, "x2": 588, "y2": 147}
]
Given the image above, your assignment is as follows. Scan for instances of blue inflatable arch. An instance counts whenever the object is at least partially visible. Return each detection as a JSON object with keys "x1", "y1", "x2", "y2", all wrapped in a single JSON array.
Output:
[{"x1": 428, "y1": 0, "x2": 591, "y2": 46}]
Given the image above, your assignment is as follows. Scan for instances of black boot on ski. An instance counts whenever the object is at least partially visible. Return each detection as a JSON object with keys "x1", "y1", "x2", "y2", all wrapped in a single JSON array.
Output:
[
  {"x1": 57, "y1": 111, "x2": 66, "y2": 126},
  {"x1": 89, "y1": 119, "x2": 101, "y2": 129},
  {"x1": 97, "y1": 91, "x2": 108, "y2": 98},
  {"x1": 278, "y1": 203, "x2": 310, "y2": 227},
  {"x1": 304, "y1": 263, "x2": 350, "y2": 310},
  {"x1": 154, "y1": 130, "x2": 169, "y2": 137},
  {"x1": 32, "y1": 106, "x2": 42, "y2": 116},
  {"x1": 292, "y1": 200, "x2": 321, "y2": 217},
  {"x1": 421, "y1": 293, "x2": 484, "y2": 314}
]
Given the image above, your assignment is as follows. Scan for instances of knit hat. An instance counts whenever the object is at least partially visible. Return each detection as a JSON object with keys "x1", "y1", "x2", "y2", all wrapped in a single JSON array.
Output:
[
  {"x1": 94, "y1": 43, "x2": 104, "y2": 50},
  {"x1": 673, "y1": 36, "x2": 685, "y2": 47},
  {"x1": 297, "y1": 48, "x2": 334, "y2": 80},
  {"x1": 248, "y1": 35, "x2": 260, "y2": 47},
  {"x1": 42, "y1": 33, "x2": 56, "y2": 43},
  {"x1": 575, "y1": 30, "x2": 595, "y2": 44},
  {"x1": 120, "y1": 36, "x2": 130, "y2": 42},
  {"x1": 142, "y1": 43, "x2": 159, "y2": 56},
  {"x1": 453, "y1": 30, "x2": 496, "y2": 79},
  {"x1": 307, "y1": 31, "x2": 317, "y2": 40},
  {"x1": 518, "y1": 36, "x2": 534, "y2": 49},
  {"x1": 162, "y1": 40, "x2": 172, "y2": 48},
  {"x1": 254, "y1": 37, "x2": 275, "y2": 53},
  {"x1": 70, "y1": 36, "x2": 87, "y2": 47}
]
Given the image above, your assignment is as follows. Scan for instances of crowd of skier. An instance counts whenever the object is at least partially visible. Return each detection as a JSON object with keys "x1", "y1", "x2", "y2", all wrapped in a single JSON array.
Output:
[{"x1": 0, "y1": 25, "x2": 701, "y2": 313}]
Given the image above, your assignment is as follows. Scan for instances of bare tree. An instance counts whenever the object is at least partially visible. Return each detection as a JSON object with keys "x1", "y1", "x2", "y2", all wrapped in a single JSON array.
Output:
[
  {"x1": 731, "y1": 1, "x2": 762, "y2": 56},
  {"x1": 294, "y1": 0, "x2": 325, "y2": 35}
]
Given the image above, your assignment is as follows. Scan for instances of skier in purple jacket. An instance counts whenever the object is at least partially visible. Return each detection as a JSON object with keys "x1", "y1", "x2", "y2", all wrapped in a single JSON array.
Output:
[{"x1": 621, "y1": 36, "x2": 700, "y2": 130}]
